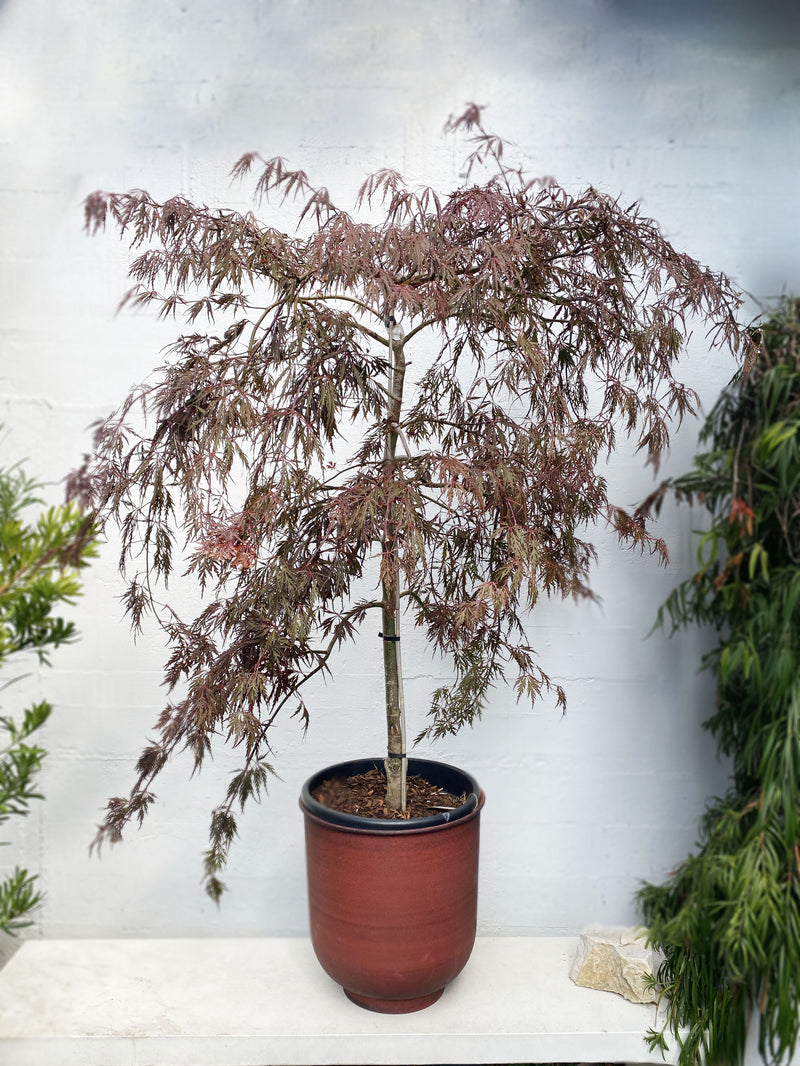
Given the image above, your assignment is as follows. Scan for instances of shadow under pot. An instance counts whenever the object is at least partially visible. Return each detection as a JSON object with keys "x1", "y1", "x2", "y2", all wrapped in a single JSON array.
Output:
[{"x1": 299, "y1": 757, "x2": 484, "y2": 1014}]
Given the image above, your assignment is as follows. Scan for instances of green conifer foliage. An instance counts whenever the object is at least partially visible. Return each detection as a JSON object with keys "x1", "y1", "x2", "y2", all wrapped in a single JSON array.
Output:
[
  {"x1": 639, "y1": 298, "x2": 800, "y2": 1066},
  {"x1": 0, "y1": 460, "x2": 96, "y2": 935}
]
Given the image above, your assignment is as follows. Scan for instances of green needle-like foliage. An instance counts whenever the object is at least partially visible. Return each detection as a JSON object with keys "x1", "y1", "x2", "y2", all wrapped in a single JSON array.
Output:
[
  {"x1": 0, "y1": 458, "x2": 96, "y2": 935},
  {"x1": 638, "y1": 297, "x2": 800, "y2": 1066}
]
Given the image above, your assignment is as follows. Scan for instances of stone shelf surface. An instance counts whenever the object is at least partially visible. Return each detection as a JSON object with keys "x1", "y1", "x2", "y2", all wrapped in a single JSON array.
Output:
[{"x1": 0, "y1": 936, "x2": 675, "y2": 1066}]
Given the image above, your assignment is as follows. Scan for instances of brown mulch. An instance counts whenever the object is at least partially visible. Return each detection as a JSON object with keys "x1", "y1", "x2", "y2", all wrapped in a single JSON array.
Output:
[{"x1": 311, "y1": 767, "x2": 466, "y2": 820}]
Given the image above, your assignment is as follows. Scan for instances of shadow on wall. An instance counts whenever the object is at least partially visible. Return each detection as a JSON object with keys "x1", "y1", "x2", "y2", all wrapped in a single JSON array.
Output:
[
  {"x1": 606, "y1": 0, "x2": 800, "y2": 46},
  {"x1": 0, "y1": 933, "x2": 20, "y2": 971}
]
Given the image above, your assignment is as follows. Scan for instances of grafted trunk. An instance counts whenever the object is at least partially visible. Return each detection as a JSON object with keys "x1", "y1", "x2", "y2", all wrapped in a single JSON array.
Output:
[
  {"x1": 381, "y1": 589, "x2": 406, "y2": 810},
  {"x1": 382, "y1": 318, "x2": 407, "y2": 811}
]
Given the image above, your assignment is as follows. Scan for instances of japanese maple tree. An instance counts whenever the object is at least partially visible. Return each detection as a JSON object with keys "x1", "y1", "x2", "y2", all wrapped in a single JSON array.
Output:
[{"x1": 71, "y1": 106, "x2": 754, "y2": 899}]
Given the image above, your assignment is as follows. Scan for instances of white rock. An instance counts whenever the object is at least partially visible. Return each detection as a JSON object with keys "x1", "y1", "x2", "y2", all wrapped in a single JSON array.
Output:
[{"x1": 569, "y1": 925, "x2": 661, "y2": 1004}]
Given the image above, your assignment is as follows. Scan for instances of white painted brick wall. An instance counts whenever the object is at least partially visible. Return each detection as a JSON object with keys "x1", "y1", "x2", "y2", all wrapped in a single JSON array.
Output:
[{"x1": 1, "y1": 0, "x2": 798, "y2": 941}]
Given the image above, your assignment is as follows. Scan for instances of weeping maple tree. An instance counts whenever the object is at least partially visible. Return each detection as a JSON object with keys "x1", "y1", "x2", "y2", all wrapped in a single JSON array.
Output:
[{"x1": 71, "y1": 105, "x2": 754, "y2": 900}]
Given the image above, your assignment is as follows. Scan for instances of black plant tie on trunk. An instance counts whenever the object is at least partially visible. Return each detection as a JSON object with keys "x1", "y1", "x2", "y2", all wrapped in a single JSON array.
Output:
[
  {"x1": 378, "y1": 632, "x2": 400, "y2": 641},
  {"x1": 386, "y1": 752, "x2": 407, "y2": 759}
]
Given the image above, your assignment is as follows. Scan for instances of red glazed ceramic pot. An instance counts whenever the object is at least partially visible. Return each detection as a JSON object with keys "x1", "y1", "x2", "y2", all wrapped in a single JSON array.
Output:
[{"x1": 300, "y1": 758, "x2": 484, "y2": 1013}]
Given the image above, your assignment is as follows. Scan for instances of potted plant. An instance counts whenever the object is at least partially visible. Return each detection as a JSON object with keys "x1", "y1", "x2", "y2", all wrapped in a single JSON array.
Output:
[
  {"x1": 638, "y1": 297, "x2": 800, "y2": 1066},
  {"x1": 70, "y1": 105, "x2": 753, "y2": 1010}
]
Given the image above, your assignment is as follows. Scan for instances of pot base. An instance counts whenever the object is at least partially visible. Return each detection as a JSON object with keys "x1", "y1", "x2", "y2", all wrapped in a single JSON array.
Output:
[{"x1": 344, "y1": 987, "x2": 444, "y2": 1013}]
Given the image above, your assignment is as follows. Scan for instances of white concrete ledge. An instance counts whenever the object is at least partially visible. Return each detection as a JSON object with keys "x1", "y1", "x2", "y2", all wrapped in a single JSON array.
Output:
[{"x1": 0, "y1": 936, "x2": 675, "y2": 1066}]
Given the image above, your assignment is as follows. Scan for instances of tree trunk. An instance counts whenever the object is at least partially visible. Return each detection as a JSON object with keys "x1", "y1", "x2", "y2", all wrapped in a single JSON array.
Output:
[
  {"x1": 382, "y1": 318, "x2": 407, "y2": 811},
  {"x1": 382, "y1": 588, "x2": 406, "y2": 810}
]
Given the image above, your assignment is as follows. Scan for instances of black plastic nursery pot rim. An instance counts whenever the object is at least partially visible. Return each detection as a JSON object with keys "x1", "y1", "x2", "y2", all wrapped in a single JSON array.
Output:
[{"x1": 299, "y1": 757, "x2": 482, "y2": 833}]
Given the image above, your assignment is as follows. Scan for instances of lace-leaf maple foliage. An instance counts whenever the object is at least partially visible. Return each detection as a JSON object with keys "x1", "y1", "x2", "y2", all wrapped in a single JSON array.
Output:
[
  {"x1": 70, "y1": 106, "x2": 754, "y2": 900},
  {"x1": 638, "y1": 297, "x2": 800, "y2": 1066}
]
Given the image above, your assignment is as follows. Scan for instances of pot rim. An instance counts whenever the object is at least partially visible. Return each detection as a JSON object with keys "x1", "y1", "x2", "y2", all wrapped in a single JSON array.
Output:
[{"x1": 299, "y1": 757, "x2": 483, "y2": 833}]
